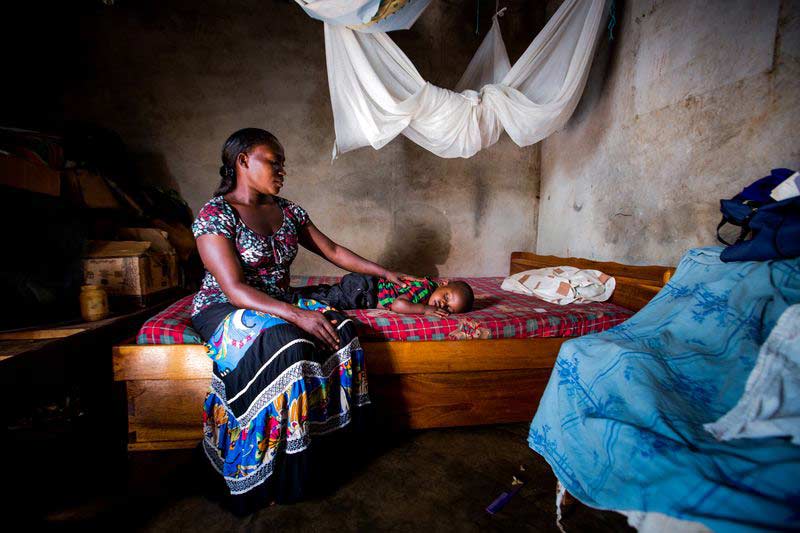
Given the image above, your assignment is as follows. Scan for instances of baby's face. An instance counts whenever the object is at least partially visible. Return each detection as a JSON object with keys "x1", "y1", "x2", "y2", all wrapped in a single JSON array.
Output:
[{"x1": 428, "y1": 286, "x2": 467, "y2": 314}]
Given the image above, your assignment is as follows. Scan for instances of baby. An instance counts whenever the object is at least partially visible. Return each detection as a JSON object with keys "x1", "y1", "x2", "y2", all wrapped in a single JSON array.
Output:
[{"x1": 291, "y1": 273, "x2": 474, "y2": 317}]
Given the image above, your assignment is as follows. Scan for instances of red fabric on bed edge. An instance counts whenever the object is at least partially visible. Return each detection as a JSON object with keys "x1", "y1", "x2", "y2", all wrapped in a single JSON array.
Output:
[{"x1": 137, "y1": 277, "x2": 634, "y2": 344}]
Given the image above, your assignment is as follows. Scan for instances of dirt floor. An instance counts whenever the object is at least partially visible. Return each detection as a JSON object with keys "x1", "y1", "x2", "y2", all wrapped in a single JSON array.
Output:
[{"x1": 32, "y1": 422, "x2": 632, "y2": 532}]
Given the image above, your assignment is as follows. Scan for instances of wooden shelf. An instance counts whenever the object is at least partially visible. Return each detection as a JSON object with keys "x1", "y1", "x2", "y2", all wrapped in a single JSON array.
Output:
[
  {"x1": 0, "y1": 328, "x2": 88, "y2": 341},
  {"x1": 0, "y1": 297, "x2": 182, "y2": 368}
]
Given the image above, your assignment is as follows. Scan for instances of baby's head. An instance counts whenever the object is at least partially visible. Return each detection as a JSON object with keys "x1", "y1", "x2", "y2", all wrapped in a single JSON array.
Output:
[{"x1": 428, "y1": 280, "x2": 474, "y2": 314}]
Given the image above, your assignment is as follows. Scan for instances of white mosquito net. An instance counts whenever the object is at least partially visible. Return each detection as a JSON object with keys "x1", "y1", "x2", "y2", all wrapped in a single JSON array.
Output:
[{"x1": 297, "y1": 0, "x2": 609, "y2": 158}]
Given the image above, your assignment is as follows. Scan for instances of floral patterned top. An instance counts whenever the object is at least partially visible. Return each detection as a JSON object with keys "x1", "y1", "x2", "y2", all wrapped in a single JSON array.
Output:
[{"x1": 191, "y1": 195, "x2": 310, "y2": 316}]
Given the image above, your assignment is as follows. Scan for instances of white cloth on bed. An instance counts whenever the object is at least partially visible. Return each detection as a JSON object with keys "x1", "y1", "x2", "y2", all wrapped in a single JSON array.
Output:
[
  {"x1": 704, "y1": 304, "x2": 800, "y2": 445},
  {"x1": 501, "y1": 266, "x2": 615, "y2": 305}
]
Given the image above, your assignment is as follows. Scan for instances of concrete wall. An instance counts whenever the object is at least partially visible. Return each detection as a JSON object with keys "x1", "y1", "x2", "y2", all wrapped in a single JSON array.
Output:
[
  {"x1": 63, "y1": 0, "x2": 544, "y2": 277},
  {"x1": 537, "y1": 0, "x2": 800, "y2": 266}
]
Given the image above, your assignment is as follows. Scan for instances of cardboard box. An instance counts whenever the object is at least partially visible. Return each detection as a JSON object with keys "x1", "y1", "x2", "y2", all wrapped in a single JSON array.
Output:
[
  {"x1": 62, "y1": 169, "x2": 120, "y2": 208},
  {"x1": 0, "y1": 153, "x2": 61, "y2": 196},
  {"x1": 83, "y1": 228, "x2": 179, "y2": 307}
]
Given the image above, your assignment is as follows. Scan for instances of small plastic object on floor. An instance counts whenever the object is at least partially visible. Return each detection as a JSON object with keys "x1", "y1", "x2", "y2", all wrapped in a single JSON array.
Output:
[{"x1": 485, "y1": 466, "x2": 527, "y2": 515}]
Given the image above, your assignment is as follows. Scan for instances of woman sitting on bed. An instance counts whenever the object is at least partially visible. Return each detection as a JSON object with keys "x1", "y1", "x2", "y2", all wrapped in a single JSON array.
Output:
[{"x1": 191, "y1": 127, "x2": 419, "y2": 514}]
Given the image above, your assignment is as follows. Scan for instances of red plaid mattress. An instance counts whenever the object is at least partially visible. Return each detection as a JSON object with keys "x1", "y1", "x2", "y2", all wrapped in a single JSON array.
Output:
[{"x1": 137, "y1": 276, "x2": 634, "y2": 345}]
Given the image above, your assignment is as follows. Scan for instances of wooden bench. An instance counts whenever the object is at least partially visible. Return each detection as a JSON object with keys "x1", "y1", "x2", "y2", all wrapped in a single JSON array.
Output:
[{"x1": 113, "y1": 252, "x2": 673, "y2": 451}]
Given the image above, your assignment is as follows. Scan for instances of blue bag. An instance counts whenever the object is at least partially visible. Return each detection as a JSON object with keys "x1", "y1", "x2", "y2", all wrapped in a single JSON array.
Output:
[{"x1": 718, "y1": 168, "x2": 800, "y2": 262}]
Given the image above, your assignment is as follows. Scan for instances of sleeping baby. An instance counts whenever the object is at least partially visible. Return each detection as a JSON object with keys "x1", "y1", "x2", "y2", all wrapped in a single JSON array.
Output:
[{"x1": 289, "y1": 273, "x2": 474, "y2": 317}]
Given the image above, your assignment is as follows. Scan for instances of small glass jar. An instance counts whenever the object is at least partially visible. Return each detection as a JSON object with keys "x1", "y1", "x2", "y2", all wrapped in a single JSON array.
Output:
[{"x1": 80, "y1": 285, "x2": 109, "y2": 322}]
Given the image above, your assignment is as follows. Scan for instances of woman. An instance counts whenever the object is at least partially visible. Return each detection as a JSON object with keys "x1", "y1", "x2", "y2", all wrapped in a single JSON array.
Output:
[{"x1": 191, "y1": 128, "x2": 416, "y2": 513}]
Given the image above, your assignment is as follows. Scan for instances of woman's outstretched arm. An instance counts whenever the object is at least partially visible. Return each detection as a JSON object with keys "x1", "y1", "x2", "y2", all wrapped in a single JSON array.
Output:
[
  {"x1": 196, "y1": 233, "x2": 340, "y2": 349},
  {"x1": 298, "y1": 222, "x2": 419, "y2": 286}
]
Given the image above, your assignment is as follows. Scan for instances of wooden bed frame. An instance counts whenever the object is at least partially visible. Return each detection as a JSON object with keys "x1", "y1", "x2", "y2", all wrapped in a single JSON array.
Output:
[{"x1": 112, "y1": 252, "x2": 673, "y2": 451}]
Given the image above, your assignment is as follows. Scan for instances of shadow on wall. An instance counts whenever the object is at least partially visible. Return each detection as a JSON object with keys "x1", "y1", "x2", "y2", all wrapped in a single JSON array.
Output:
[
  {"x1": 379, "y1": 203, "x2": 452, "y2": 277},
  {"x1": 541, "y1": 0, "x2": 625, "y2": 220},
  {"x1": 132, "y1": 151, "x2": 183, "y2": 193},
  {"x1": 559, "y1": 0, "x2": 625, "y2": 137}
]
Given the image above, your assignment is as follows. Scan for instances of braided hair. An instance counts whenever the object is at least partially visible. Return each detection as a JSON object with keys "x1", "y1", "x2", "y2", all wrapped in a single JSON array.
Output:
[{"x1": 215, "y1": 128, "x2": 281, "y2": 196}]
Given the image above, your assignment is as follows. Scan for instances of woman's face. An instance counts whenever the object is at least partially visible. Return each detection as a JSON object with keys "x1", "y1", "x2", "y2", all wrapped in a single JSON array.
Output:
[{"x1": 241, "y1": 143, "x2": 286, "y2": 196}]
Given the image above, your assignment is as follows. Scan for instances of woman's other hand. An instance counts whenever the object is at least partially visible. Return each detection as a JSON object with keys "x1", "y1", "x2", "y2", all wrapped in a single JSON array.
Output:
[
  {"x1": 423, "y1": 305, "x2": 450, "y2": 318},
  {"x1": 384, "y1": 271, "x2": 424, "y2": 287},
  {"x1": 293, "y1": 309, "x2": 340, "y2": 350}
]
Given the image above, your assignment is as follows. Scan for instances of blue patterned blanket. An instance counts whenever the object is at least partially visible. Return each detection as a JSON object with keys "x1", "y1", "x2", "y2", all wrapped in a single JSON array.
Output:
[{"x1": 529, "y1": 247, "x2": 800, "y2": 532}]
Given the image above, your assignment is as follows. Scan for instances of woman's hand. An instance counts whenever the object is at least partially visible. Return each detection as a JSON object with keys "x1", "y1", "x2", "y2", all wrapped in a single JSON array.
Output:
[
  {"x1": 423, "y1": 305, "x2": 450, "y2": 318},
  {"x1": 383, "y1": 271, "x2": 425, "y2": 287},
  {"x1": 292, "y1": 309, "x2": 340, "y2": 350}
]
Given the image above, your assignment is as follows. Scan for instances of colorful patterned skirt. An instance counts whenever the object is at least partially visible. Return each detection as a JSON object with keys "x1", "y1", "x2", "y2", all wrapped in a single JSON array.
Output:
[{"x1": 192, "y1": 302, "x2": 370, "y2": 512}]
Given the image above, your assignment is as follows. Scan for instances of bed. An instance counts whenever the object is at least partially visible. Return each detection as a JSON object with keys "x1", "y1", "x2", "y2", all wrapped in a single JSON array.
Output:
[{"x1": 112, "y1": 252, "x2": 673, "y2": 451}]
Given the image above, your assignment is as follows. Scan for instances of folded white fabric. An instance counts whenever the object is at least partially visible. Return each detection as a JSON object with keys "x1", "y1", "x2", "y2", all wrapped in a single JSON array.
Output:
[
  {"x1": 501, "y1": 266, "x2": 615, "y2": 305},
  {"x1": 295, "y1": 0, "x2": 432, "y2": 32},
  {"x1": 296, "y1": 0, "x2": 381, "y2": 26},
  {"x1": 704, "y1": 304, "x2": 800, "y2": 444}
]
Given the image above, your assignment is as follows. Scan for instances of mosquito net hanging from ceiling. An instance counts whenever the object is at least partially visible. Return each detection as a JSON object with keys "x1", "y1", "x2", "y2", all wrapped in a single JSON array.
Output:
[{"x1": 296, "y1": 0, "x2": 609, "y2": 159}]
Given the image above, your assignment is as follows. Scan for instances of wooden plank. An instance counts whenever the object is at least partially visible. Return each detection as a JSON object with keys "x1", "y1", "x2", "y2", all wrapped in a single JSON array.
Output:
[
  {"x1": 127, "y1": 379, "x2": 208, "y2": 445},
  {"x1": 113, "y1": 338, "x2": 563, "y2": 381},
  {"x1": 128, "y1": 439, "x2": 200, "y2": 451},
  {"x1": 124, "y1": 368, "x2": 551, "y2": 450},
  {"x1": 609, "y1": 282, "x2": 662, "y2": 312},
  {"x1": 510, "y1": 251, "x2": 673, "y2": 285},
  {"x1": 364, "y1": 338, "x2": 563, "y2": 374},
  {"x1": 0, "y1": 328, "x2": 87, "y2": 341},
  {"x1": 0, "y1": 297, "x2": 179, "y2": 370},
  {"x1": 369, "y1": 369, "x2": 550, "y2": 429},
  {"x1": 113, "y1": 344, "x2": 209, "y2": 381},
  {"x1": 0, "y1": 339, "x2": 53, "y2": 359},
  {"x1": 0, "y1": 154, "x2": 61, "y2": 196}
]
